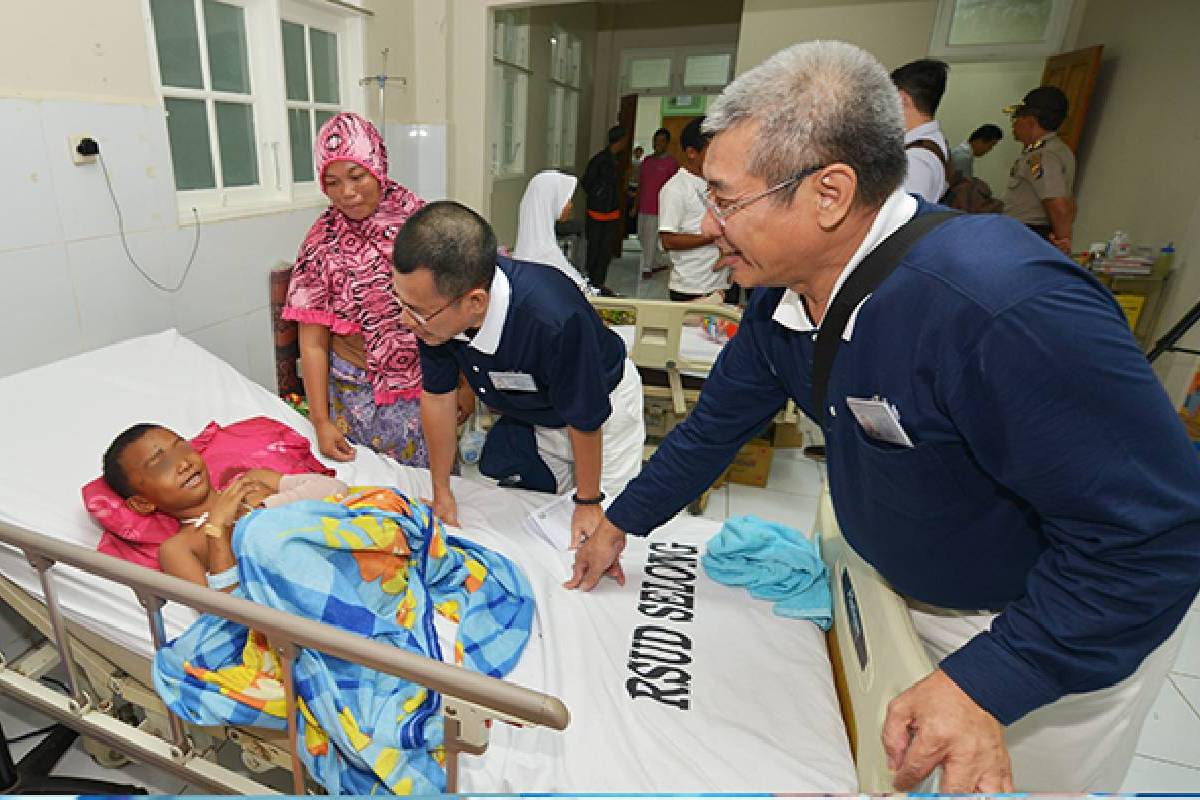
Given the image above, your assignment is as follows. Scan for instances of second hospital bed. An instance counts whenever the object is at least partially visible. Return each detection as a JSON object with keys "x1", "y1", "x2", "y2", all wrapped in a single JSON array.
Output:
[{"x1": 0, "y1": 329, "x2": 930, "y2": 793}]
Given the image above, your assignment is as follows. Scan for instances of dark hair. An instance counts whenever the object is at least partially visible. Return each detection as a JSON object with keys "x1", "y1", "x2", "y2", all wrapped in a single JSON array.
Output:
[
  {"x1": 680, "y1": 116, "x2": 710, "y2": 152},
  {"x1": 607, "y1": 125, "x2": 626, "y2": 144},
  {"x1": 969, "y1": 123, "x2": 1004, "y2": 143},
  {"x1": 392, "y1": 201, "x2": 497, "y2": 299},
  {"x1": 102, "y1": 423, "x2": 160, "y2": 499},
  {"x1": 653, "y1": 127, "x2": 670, "y2": 142},
  {"x1": 890, "y1": 59, "x2": 949, "y2": 116}
]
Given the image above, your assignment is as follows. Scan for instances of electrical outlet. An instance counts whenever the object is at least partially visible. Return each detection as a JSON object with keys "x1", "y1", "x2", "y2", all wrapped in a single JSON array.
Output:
[{"x1": 69, "y1": 134, "x2": 96, "y2": 166}]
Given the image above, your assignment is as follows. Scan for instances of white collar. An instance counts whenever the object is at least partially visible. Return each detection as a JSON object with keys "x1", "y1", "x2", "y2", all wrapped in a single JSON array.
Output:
[
  {"x1": 904, "y1": 120, "x2": 942, "y2": 143},
  {"x1": 772, "y1": 188, "x2": 918, "y2": 340},
  {"x1": 460, "y1": 264, "x2": 510, "y2": 355}
]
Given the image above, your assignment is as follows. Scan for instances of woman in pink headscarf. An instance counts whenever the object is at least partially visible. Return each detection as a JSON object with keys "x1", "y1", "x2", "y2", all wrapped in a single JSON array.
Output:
[{"x1": 284, "y1": 112, "x2": 470, "y2": 465}]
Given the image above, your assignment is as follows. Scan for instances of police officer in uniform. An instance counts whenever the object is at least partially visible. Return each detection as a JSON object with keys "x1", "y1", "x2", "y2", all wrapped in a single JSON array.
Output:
[{"x1": 1001, "y1": 86, "x2": 1076, "y2": 254}]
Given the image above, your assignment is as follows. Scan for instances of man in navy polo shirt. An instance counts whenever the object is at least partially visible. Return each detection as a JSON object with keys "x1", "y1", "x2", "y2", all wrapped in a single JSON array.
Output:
[
  {"x1": 566, "y1": 41, "x2": 1200, "y2": 791},
  {"x1": 391, "y1": 201, "x2": 644, "y2": 543}
]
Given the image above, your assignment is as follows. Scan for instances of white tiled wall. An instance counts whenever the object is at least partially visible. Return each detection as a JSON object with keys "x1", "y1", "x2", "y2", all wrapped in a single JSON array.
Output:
[{"x1": 0, "y1": 97, "x2": 323, "y2": 389}]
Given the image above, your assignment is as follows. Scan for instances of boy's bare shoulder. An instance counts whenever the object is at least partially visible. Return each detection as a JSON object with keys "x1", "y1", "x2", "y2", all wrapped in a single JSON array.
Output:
[{"x1": 158, "y1": 526, "x2": 205, "y2": 561}]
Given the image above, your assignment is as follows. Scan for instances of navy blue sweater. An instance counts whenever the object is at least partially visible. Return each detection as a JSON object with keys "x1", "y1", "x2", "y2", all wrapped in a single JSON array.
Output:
[{"x1": 607, "y1": 206, "x2": 1200, "y2": 724}]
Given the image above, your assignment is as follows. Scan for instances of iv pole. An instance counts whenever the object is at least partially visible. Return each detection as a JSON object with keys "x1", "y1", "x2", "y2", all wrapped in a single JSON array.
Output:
[{"x1": 359, "y1": 48, "x2": 408, "y2": 166}]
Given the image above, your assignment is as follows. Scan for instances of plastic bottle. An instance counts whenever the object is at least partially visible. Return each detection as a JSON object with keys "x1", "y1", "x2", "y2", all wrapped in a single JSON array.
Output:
[{"x1": 1107, "y1": 230, "x2": 1131, "y2": 257}]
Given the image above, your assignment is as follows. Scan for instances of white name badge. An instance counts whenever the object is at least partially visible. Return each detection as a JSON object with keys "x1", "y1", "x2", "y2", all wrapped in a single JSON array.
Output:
[
  {"x1": 846, "y1": 396, "x2": 914, "y2": 448},
  {"x1": 489, "y1": 371, "x2": 539, "y2": 392}
]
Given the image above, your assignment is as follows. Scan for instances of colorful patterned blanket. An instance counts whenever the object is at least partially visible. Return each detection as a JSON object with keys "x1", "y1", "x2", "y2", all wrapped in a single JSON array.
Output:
[{"x1": 152, "y1": 488, "x2": 534, "y2": 794}]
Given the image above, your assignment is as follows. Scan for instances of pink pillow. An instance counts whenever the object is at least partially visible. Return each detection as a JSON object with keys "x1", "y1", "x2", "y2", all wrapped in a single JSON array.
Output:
[{"x1": 87, "y1": 416, "x2": 333, "y2": 570}]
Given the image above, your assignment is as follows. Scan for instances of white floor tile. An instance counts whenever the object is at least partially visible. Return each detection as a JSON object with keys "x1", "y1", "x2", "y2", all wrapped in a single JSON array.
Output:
[
  {"x1": 727, "y1": 483, "x2": 820, "y2": 536},
  {"x1": 1120, "y1": 754, "x2": 1200, "y2": 792},
  {"x1": 766, "y1": 451, "x2": 823, "y2": 496},
  {"x1": 1171, "y1": 612, "x2": 1200, "y2": 679},
  {"x1": 1135, "y1": 677, "x2": 1200, "y2": 767},
  {"x1": 0, "y1": 691, "x2": 55, "y2": 746},
  {"x1": 1171, "y1": 673, "x2": 1200, "y2": 720}
]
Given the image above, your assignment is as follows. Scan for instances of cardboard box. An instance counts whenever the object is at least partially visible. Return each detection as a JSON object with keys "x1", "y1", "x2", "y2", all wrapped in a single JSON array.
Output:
[
  {"x1": 772, "y1": 421, "x2": 806, "y2": 449},
  {"x1": 728, "y1": 438, "x2": 774, "y2": 488}
]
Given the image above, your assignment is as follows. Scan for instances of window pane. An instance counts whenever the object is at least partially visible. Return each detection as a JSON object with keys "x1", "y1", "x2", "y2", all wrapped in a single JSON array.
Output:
[
  {"x1": 948, "y1": 0, "x2": 1054, "y2": 45},
  {"x1": 288, "y1": 108, "x2": 314, "y2": 182},
  {"x1": 314, "y1": 108, "x2": 337, "y2": 133},
  {"x1": 503, "y1": 74, "x2": 516, "y2": 164},
  {"x1": 310, "y1": 28, "x2": 340, "y2": 104},
  {"x1": 215, "y1": 101, "x2": 258, "y2": 187},
  {"x1": 164, "y1": 98, "x2": 215, "y2": 190},
  {"x1": 568, "y1": 39, "x2": 582, "y2": 87},
  {"x1": 281, "y1": 21, "x2": 309, "y2": 101},
  {"x1": 547, "y1": 87, "x2": 561, "y2": 166},
  {"x1": 630, "y1": 57, "x2": 672, "y2": 90},
  {"x1": 150, "y1": 0, "x2": 203, "y2": 89},
  {"x1": 203, "y1": 0, "x2": 251, "y2": 94},
  {"x1": 683, "y1": 53, "x2": 731, "y2": 87},
  {"x1": 563, "y1": 90, "x2": 578, "y2": 166}
]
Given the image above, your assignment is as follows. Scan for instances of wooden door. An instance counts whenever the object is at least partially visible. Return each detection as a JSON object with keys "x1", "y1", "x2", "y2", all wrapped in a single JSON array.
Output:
[
  {"x1": 660, "y1": 114, "x2": 701, "y2": 167},
  {"x1": 1041, "y1": 45, "x2": 1103, "y2": 153},
  {"x1": 613, "y1": 93, "x2": 639, "y2": 256}
]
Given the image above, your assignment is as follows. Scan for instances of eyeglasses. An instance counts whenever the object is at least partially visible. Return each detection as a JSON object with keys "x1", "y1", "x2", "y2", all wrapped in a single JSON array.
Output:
[
  {"x1": 396, "y1": 289, "x2": 471, "y2": 332},
  {"x1": 697, "y1": 165, "x2": 826, "y2": 229}
]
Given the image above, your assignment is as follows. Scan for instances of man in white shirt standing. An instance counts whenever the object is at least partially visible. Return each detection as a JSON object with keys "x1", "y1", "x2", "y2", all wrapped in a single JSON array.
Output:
[
  {"x1": 658, "y1": 117, "x2": 731, "y2": 301},
  {"x1": 892, "y1": 58, "x2": 950, "y2": 202}
]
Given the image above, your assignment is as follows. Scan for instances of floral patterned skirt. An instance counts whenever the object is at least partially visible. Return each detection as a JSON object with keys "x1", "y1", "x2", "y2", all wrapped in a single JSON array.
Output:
[{"x1": 328, "y1": 352, "x2": 429, "y2": 467}]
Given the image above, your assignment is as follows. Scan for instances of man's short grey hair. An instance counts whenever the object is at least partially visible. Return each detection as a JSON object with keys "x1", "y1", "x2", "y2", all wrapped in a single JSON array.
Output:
[{"x1": 704, "y1": 40, "x2": 907, "y2": 208}]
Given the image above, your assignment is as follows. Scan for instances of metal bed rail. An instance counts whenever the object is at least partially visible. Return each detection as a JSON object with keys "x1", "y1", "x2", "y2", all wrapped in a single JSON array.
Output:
[{"x1": 0, "y1": 518, "x2": 569, "y2": 794}]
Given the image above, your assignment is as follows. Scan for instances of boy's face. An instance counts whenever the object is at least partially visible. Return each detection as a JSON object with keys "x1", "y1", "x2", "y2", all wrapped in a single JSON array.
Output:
[{"x1": 121, "y1": 427, "x2": 212, "y2": 515}]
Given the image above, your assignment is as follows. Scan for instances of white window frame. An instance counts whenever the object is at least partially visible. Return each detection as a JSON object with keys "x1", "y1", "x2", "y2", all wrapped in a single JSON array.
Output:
[
  {"x1": 490, "y1": 9, "x2": 530, "y2": 179},
  {"x1": 492, "y1": 62, "x2": 529, "y2": 179},
  {"x1": 929, "y1": 0, "x2": 1076, "y2": 62},
  {"x1": 547, "y1": 25, "x2": 581, "y2": 169},
  {"x1": 142, "y1": 0, "x2": 365, "y2": 222},
  {"x1": 280, "y1": 0, "x2": 362, "y2": 204},
  {"x1": 619, "y1": 44, "x2": 737, "y2": 96}
]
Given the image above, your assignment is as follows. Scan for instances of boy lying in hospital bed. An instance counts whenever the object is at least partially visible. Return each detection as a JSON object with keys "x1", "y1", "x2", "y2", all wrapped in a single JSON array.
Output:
[
  {"x1": 100, "y1": 423, "x2": 348, "y2": 591},
  {"x1": 95, "y1": 422, "x2": 535, "y2": 794}
]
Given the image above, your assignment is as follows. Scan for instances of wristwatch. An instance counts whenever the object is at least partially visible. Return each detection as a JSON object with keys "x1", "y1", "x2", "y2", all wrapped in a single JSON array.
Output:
[{"x1": 572, "y1": 491, "x2": 606, "y2": 506}]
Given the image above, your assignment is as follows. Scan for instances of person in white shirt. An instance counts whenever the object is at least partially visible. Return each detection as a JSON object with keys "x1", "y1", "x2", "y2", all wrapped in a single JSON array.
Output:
[
  {"x1": 514, "y1": 170, "x2": 590, "y2": 292},
  {"x1": 892, "y1": 58, "x2": 950, "y2": 202},
  {"x1": 658, "y1": 117, "x2": 731, "y2": 301}
]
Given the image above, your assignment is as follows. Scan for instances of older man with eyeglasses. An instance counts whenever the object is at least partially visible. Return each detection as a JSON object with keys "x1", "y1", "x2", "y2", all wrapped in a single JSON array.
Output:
[
  {"x1": 391, "y1": 200, "x2": 645, "y2": 546},
  {"x1": 565, "y1": 40, "x2": 1200, "y2": 793}
]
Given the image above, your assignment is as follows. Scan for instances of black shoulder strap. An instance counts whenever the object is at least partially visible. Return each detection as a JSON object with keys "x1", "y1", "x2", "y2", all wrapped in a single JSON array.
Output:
[{"x1": 811, "y1": 210, "x2": 958, "y2": 426}]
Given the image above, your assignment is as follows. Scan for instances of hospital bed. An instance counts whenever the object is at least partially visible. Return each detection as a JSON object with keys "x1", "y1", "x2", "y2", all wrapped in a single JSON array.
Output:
[{"x1": 0, "y1": 329, "x2": 930, "y2": 793}]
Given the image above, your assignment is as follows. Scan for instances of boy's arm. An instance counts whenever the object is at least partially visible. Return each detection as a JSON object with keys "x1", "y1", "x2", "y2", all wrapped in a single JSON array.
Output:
[{"x1": 158, "y1": 534, "x2": 208, "y2": 588}]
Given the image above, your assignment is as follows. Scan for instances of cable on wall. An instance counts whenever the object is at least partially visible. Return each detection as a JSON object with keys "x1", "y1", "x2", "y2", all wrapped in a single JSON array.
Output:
[{"x1": 98, "y1": 151, "x2": 201, "y2": 294}]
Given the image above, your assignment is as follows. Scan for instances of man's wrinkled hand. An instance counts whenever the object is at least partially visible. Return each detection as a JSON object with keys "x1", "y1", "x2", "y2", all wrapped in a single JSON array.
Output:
[
  {"x1": 882, "y1": 669, "x2": 1014, "y2": 793},
  {"x1": 563, "y1": 517, "x2": 626, "y2": 591}
]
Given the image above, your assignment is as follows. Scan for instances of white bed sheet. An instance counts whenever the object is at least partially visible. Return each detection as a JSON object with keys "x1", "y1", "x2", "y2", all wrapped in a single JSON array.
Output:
[{"x1": 0, "y1": 330, "x2": 854, "y2": 792}]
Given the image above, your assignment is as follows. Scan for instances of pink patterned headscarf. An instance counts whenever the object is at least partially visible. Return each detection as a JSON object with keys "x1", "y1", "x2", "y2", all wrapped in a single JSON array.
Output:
[{"x1": 283, "y1": 112, "x2": 424, "y2": 404}]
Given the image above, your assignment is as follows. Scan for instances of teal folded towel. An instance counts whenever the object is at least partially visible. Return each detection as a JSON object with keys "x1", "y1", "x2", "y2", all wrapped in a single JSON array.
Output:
[{"x1": 702, "y1": 514, "x2": 832, "y2": 630}]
